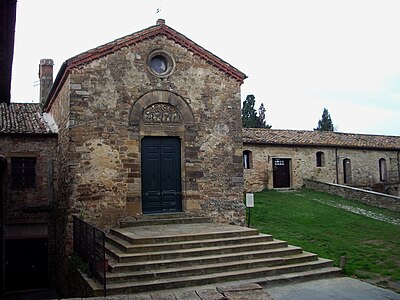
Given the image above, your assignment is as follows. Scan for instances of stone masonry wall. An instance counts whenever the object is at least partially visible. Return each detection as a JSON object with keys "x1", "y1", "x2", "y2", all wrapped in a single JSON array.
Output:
[
  {"x1": 0, "y1": 135, "x2": 57, "y2": 216},
  {"x1": 336, "y1": 148, "x2": 400, "y2": 186},
  {"x1": 304, "y1": 179, "x2": 400, "y2": 212},
  {"x1": 49, "y1": 35, "x2": 245, "y2": 234},
  {"x1": 47, "y1": 77, "x2": 73, "y2": 295},
  {"x1": 0, "y1": 134, "x2": 58, "y2": 288},
  {"x1": 243, "y1": 144, "x2": 400, "y2": 192}
]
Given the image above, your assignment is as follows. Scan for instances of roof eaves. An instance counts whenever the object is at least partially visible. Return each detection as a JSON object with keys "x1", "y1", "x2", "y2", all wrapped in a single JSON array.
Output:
[{"x1": 243, "y1": 138, "x2": 400, "y2": 151}]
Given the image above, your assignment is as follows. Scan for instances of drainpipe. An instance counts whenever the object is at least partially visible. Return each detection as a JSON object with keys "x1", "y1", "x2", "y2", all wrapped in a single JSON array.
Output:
[{"x1": 335, "y1": 148, "x2": 339, "y2": 184}]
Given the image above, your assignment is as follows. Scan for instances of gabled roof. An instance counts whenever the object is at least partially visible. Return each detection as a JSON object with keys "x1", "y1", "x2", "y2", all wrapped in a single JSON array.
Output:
[
  {"x1": 243, "y1": 128, "x2": 400, "y2": 151},
  {"x1": 0, "y1": 103, "x2": 56, "y2": 135},
  {"x1": 44, "y1": 19, "x2": 247, "y2": 112}
]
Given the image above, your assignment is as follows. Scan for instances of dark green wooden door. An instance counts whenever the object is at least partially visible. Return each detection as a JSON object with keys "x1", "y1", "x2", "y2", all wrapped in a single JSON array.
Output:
[{"x1": 141, "y1": 137, "x2": 182, "y2": 214}]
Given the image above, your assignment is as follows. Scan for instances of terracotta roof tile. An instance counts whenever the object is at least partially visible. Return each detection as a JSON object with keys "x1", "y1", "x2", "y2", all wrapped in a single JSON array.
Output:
[
  {"x1": 243, "y1": 128, "x2": 400, "y2": 150},
  {"x1": 0, "y1": 103, "x2": 55, "y2": 134}
]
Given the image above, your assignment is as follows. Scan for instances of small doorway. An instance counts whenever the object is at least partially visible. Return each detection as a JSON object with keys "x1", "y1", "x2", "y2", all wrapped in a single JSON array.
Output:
[
  {"x1": 141, "y1": 137, "x2": 182, "y2": 214},
  {"x1": 273, "y1": 158, "x2": 291, "y2": 188},
  {"x1": 5, "y1": 237, "x2": 48, "y2": 292}
]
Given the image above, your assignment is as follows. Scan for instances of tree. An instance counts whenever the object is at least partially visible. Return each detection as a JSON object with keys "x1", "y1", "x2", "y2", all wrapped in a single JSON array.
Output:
[
  {"x1": 315, "y1": 108, "x2": 335, "y2": 131},
  {"x1": 256, "y1": 103, "x2": 272, "y2": 129},
  {"x1": 241, "y1": 95, "x2": 258, "y2": 128},
  {"x1": 242, "y1": 95, "x2": 272, "y2": 128}
]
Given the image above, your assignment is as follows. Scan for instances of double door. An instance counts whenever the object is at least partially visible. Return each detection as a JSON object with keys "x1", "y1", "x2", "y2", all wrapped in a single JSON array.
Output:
[{"x1": 141, "y1": 137, "x2": 182, "y2": 214}]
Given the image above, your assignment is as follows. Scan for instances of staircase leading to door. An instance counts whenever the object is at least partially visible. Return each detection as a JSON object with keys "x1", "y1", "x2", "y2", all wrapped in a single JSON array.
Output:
[{"x1": 87, "y1": 218, "x2": 341, "y2": 296}]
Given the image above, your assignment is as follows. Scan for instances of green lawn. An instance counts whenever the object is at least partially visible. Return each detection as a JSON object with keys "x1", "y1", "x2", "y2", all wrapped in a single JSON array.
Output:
[{"x1": 249, "y1": 189, "x2": 400, "y2": 292}]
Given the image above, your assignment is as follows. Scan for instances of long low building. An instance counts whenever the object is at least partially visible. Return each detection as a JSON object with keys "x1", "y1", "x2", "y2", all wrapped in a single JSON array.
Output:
[{"x1": 243, "y1": 128, "x2": 400, "y2": 196}]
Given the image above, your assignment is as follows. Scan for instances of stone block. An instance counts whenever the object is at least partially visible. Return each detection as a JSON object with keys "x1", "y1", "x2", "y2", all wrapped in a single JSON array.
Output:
[
  {"x1": 186, "y1": 199, "x2": 200, "y2": 211},
  {"x1": 126, "y1": 201, "x2": 141, "y2": 214},
  {"x1": 195, "y1": 288, "x2": 225, "y2": 300},
  {"x1": 150, "y1": 291, "x2": 176, "y2": 300},
  {"x1": 70, "y1": 83, "x2": 82, "y2": 90},
  {"x1": 223, "y1": 290, "x2": 274, "y2": 300},
  {"x1": 174, "y1": 290, "x2": 201, "y2": 299}
]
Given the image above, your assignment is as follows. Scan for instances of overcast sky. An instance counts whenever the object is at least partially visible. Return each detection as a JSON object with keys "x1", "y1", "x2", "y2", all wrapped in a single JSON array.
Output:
[{"x1": 11, "y1": 0, "x2": 400, "y2": 136}]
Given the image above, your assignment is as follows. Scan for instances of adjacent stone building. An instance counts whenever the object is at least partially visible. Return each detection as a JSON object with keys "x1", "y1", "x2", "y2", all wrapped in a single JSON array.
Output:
[
  {"x1": 243, "y1": 128, "x2": 400, "y2": 196},
  {"x1": 0, "y1": 103, "x2": 58, "y2": 293}
]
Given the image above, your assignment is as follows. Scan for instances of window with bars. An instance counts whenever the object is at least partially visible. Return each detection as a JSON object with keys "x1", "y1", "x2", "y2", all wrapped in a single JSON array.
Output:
[{"x1": 11, "y1": 157, "x2": 36, "y2": 189}]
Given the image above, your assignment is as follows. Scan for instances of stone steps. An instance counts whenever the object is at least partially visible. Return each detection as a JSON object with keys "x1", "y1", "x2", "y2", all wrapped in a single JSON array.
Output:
[
  {"x1": 106, "y1": 252, "x2": 319, "y2": 284},
  {"x1": 106, "y1": 240, "x2": 289, "y2": 263},
  {"x1": 106, "y1": 232, "x2": 274, "y2": 253},
  {"x1": 86, "y1": 222, "x2": 341, "y2": 296},
  {"x1": 109, "y1": 225, "x2": 259, "y2": 245},
  {"x1": 93, "y1": 259, "x2": 339, "y2": 295},
  {"x1": 108, "y1": 245, "x2": 304, "y2": 273},
  {"x1": 106, "y1": 234, "x2": 273, "y2": 253},
  {"x1": 120, "y1": 213, "x2": 213, "y2": 227}
]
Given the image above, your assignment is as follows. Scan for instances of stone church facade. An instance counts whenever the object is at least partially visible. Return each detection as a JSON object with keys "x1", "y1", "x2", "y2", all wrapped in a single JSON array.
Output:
[
  {"x1": 44, "y1": 19, "x2": 246, "y2": 230},
  {"x1": 1, "y1": 20, "x2": 247, "y2": 294}
]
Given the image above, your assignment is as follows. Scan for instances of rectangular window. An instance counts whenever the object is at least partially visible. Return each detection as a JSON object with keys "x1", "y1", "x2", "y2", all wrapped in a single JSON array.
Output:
[
  {"x1": 11, "y1": 157, "x2": 36, "y2": 189},
  {"x1": 243, "y1": 150, "x2": 252, "y2": 169}
]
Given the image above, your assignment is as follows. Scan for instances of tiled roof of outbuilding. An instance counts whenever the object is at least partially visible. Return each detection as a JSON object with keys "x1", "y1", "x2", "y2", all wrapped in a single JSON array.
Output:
[
  {"x1": 243, "y1": 128, "x2": 400, "y2": 150},
  {"x1": 0, "y1": 103, "x2": 55, "y2": 134}
]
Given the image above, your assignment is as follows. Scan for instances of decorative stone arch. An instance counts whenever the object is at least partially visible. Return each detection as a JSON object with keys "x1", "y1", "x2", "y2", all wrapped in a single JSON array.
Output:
[
  {"x1": 126, "y1": 90, "x2": 197, "y2": 216},
  {"x1": 129, "y1": 90, "x2": 194, "y2": 127}
]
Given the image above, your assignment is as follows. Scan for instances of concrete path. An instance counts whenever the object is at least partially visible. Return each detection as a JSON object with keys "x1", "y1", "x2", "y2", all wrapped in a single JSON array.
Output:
[
  {"x1": 267, "y1": 277, "x2": 400, "y2": 300},
  {"x1": 5, "y1": 277, "x2": 400, "y2": 299},
  {"x1": 46, "y1": 277, "x2": 398, "y2": 300}
]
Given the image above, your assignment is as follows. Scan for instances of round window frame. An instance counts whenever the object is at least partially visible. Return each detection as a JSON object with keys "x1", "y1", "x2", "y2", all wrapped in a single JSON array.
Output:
[{"x1": 147, "y1": 50, "x2": 175, "y2": 78}]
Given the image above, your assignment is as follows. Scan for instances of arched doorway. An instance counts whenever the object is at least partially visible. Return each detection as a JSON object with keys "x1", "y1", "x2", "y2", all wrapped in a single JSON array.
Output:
[{"x1": 129, "y1": 90, "x2": 195, "y2": 215}]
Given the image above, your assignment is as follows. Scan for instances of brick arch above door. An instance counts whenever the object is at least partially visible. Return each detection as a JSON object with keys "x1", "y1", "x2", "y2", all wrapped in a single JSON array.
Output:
[{"x1": 129, "y1": 90, "x2": 195, "y2": 127}]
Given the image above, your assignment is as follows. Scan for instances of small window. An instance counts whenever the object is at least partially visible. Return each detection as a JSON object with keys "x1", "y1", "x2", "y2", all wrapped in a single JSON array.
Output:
[
  {"x1": 147, "y1": 50, "x2": 175, "y2": 77},
  {"x1": 343, "y1": 158, "x2": 352, "y2": 184},
  {"x1": 243, "y1": 150, "x2": 252, "y2": 169},
  {"x1": 150, "y1": 55, "x2": 168, "y2": 74},
  {"x1": 379, "y1": 158, "x2": 387, "y2": 181},
  {"x1": 316, "y1": 151, "x2": 325, "y2": 167},
  {"x1": 11, "y1": 157, "x2": 36, "y2": 189}
]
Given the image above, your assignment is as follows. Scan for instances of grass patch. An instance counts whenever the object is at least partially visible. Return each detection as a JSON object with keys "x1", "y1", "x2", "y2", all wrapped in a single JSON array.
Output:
[{"x1": 249, "y1": 188, "x2": 400, "y2": 290}]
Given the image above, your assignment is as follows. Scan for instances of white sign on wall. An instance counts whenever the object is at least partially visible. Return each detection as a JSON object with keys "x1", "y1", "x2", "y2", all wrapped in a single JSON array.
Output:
[{"x1": 246, "y1": 193, "x2": 254, "y2": 208}]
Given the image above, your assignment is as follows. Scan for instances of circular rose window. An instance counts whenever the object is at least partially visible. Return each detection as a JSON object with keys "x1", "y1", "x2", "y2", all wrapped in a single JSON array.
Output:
[
  {"x1": 150, "y1": 55, "x2": 168, "y2": 74},
  {"x1": 148, "y1": 50, "x2": 175, "y2": 77}
]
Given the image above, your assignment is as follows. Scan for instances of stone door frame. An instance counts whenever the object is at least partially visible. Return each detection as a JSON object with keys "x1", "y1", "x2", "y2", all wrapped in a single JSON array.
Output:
[{"x1": 128, "y1": 90, "x2": 195, "y2": 215}]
